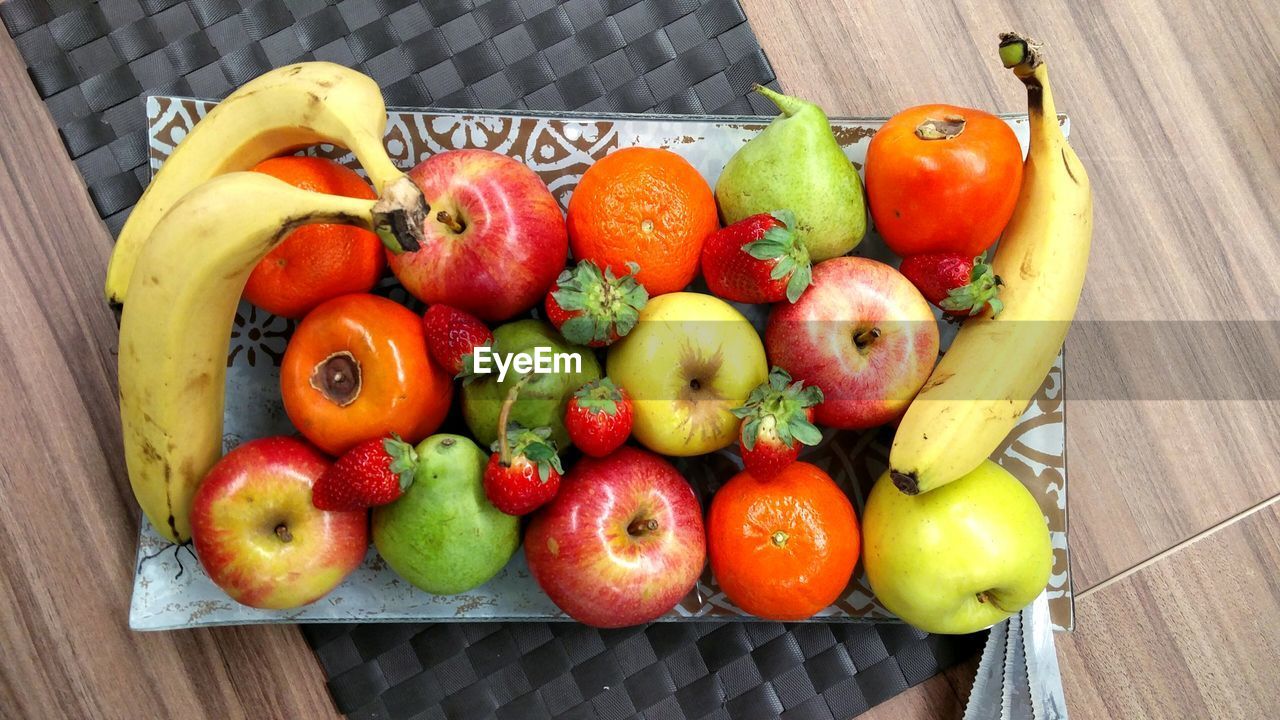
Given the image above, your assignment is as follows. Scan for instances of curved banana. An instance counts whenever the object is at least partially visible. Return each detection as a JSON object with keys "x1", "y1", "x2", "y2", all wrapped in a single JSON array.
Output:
[
  {"x1": 889, "y1": 33, "x2": 1092, "y2": 495},
  {"x1": 106, "y1": 62, "x2": 416, "y2": 305},
  {"x1": 118, "y1": 172, "x2": 422, "y2": 543}
]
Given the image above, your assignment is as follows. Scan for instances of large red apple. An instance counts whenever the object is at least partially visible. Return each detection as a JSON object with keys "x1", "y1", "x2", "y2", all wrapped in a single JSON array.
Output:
[
  {"x1": 766, "y1": 257, "x2": 939, "y2": 429},
  {"x1": 190, "y1": 437, "x2": 368, "y2": 609},
  {"x1": 524, "y1": 447, "x2": 706, "y2": 628},
  {"x1": 388, "y1": 149, "x2": 568, "y2": 321}
]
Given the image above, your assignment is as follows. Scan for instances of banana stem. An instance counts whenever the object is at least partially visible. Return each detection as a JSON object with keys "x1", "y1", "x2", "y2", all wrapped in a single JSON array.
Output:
[
  {"x1": 372, "y1": 176, "x2": 428, "y2": 254},
  {"x1": 999, "y1": 32, "x2": 1056, "y2": 121}
]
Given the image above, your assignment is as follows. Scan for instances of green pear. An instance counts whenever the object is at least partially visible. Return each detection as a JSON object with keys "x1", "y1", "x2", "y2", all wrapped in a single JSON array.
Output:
[
  {"x1": 862, "y1": 460, "x2": 1052, "y2": 634},
  {"x1": 461, "y1": 319, "x2": 601, "y2": 450},
  {"x1": 716, "y1": 86, "x2": 866, "y2": 261},
  {"x1": 373, "y1": 434, "x2": 518, "y2": 594}
]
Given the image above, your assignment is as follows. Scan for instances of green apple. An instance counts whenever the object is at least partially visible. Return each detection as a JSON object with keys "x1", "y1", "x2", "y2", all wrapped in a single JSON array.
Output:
[{"x1": 862, "y1": 459, "x2": 1052, "y2": 634}]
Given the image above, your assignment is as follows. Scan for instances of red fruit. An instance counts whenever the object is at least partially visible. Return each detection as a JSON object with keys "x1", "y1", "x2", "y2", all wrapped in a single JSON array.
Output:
[
  {"x1": 565, "y1": 378, "x2": 633, "y2": 457},
  {"x1": 483, "y1": 425, "x2": 564, "y2": 515},
  {"x1": 898, "y1": 253, "x2": 1004, "y2": 318},
  {"x1": 545, "y1": 260, "x2": 649, "y2": 347},
  {"x1": 422, "y1": 304, "x2": 493, "y2": 377},
  {"x1": 700, "y1": 210, "x2": 812, "y2": 304},
  {"x1": 733, "y1": 368, "x2": 825, "y2": 480},
  {"x1": 312, "y1": 436, "x2": 418, "y2": 511}
]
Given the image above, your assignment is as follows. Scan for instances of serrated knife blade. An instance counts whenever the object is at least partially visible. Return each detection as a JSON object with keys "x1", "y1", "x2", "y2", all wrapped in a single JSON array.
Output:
[
  {"x1": 1026, "y1": 593, "x2": 1069, "y2": 720},
  {"x1": 1002, "y1": 612, "x2": 1034, "y2": 719},
  {"x1": 963, "y1": 619, "x2": 1007, "y2": 720}
]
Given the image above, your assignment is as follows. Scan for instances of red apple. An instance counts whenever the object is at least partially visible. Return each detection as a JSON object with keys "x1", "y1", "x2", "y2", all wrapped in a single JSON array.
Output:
[
  {"x1": 190, "y1": 437, "x2": 368, "y2": 609},
  {"x1": 766, "y1": 257, "x2": 940, "y2": 429},
  {"x1": 388, "y1": 149, "x2": 568, "y2": 321},
  {"x1": 524, "y1": 447, "x2": 706, "y2": 628}
]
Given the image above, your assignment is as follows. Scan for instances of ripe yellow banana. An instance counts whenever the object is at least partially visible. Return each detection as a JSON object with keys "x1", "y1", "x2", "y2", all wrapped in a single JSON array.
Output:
[
  {"x1": 889, "y1": 33, "x2": 1092, "y2": 495},
  {"x1": 105, "y1": 61, "x2": 414, "y2": 305},
  {"x1": 118, "y1": 172, "x2": 423, "y2": 543}
]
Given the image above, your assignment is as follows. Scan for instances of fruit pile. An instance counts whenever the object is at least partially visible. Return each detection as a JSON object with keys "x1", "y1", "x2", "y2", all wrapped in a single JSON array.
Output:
[{"x1": 113, "y1": 33, "x2": 1090, "y2": 634}]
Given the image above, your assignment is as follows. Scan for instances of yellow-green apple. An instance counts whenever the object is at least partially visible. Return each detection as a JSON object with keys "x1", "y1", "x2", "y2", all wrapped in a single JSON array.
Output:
[
  {"x1": 766, "y1": 257, "x2": 938, "y2": 429},
  {"x1": 862, "y1": 459, "x2": 1052, "y2": 634},
  {"x1": 388, "y1": 149, "x2": 567, "y2": 321},
  {"x1": 190, "y1": 437, "x2": 368, "y2": 609},
  {"x1": 607, "y1": 292, "x2": 767, "y2": 456},
  {"x1": 524, "y1": 447, "x2": 706, "y2": 627}
]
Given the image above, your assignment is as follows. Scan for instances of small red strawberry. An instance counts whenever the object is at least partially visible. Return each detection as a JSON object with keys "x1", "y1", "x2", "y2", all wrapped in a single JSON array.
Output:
[
  {"x1": 565, "y1": 378, "x2": 633, "y2": 457},
  {"x1": 732, "y1": 368, "x2": 825, "y2": 480},
  {"x1": 701, "y1": 210, "x2": 812, "y2": 304},
  {"x1": 483, "y1": 424, "x2": 564, "y2": 515},
  {"x1": 898, "y1": 253, "x2": 1004, "y2": 318},
  {"x1": 312, "y1": 435, "x2": 418, "y2": 511},
  {"x1": 545, "y1": 260, "x2": 648, "y2": 347},
  {"x1": 422, "y1": 304, "x2": 493, "y2": 378}
]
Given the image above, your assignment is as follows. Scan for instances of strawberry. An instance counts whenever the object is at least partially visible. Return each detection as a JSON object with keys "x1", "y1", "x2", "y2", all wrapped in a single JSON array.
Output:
[
  {"x1": 731, "y1": 368, "x2": 824, "y2": 480},
  {"x1": 701, "y1": 210, "x2": 812, "y2": 304},
  {"x1": 483, "y1": 425, "x2": 564, "y2": 516},
  {"x1": 898, "y1": 253, "x2": 1004, "y2": 318},
  {"x1": 545, "y1": 260, "x2": 648, "y2": 347},
  {"x1": 565, "y1": 378, "x2": 633, "y2": 457},
  {"x1": 312, "y1": 435, "x2": 417, "y2": 511},
  {"x1": 422, "y1": 304, "x2": 493, "y2": 378}
]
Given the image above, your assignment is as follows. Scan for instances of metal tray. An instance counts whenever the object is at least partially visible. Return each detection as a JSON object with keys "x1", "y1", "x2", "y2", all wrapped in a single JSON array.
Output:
[{"x1": 129, "y1": 100, "x2": 1073, "y2": 631}]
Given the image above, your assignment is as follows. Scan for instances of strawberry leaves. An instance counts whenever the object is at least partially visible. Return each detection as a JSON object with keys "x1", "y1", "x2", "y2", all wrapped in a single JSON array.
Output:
[
  {"x1": 572, "y1": 377, "x2": 624, "y2": 416},
  {"x1": 741, "y1": 210, "x2": 812, "y2": 302},
  {"x1": 550, "y1": 260, "x2": 649, "y2": 346},
  {"x1": 940, "y1": 256, "x2": 1004, "y2": 317},
  {"x1": 493, "y1": 425, "x2": 563, "y2": 483},
  {"x1": 732, "y1": 367, "x2": 825, "y2": 451},
  {"x1": 382, "y1": 434, "x2": 419, "y2": 492}
]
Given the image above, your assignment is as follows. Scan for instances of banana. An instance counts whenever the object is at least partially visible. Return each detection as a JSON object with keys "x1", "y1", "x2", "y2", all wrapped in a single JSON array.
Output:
[
  {"x1": 106, "y1": 62, "x2": 417, "y2": 305},
  {"x1": 118, "y1": 172, "x2": 424, "y2": 543},
  {"x1": 888, "y1": 33, "x2": 1092, "y2": 495}
]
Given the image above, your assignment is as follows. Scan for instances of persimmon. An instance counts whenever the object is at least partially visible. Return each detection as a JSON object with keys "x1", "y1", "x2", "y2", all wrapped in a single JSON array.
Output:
[{"x1": 281, "y1": 294, "x2": 452, "y2": 455}]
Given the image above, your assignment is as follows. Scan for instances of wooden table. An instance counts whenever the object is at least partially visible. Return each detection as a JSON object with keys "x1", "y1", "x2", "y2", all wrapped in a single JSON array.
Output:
[{"x1": 1, "y1": 1, "x2": 1277, "y2": 717}]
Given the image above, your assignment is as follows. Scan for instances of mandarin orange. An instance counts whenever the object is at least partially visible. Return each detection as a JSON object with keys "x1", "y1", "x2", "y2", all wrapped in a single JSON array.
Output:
[
  {"x1": 567, "y1": 147, "x2": 717, "y2": 295},
  {"x1": 244, "y1": 156, "x2": 384, "y2": 318},
  {"x1": 707, "y1": 462, "x2": 860, "y2": 621}
]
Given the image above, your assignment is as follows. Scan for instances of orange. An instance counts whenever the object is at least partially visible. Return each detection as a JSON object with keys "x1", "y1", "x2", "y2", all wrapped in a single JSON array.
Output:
[
  {"x1": 567, "y1": 147, "x2": 718, "y2": 295},
  {"x1": 243, "y1": 156, "x2": 385, "y2": 319},
  {"x1": 707, "y1": 462, "x2": 860, "y2": 621}
]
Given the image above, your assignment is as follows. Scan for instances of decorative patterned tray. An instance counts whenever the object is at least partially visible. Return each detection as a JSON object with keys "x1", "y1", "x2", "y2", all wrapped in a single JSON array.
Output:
[{"x1": 129, "y1": 99, "x2": 1073, "y2": 632}]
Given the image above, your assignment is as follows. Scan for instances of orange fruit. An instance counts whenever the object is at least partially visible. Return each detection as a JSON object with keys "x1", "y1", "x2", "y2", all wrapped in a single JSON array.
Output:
[
  {"x1": 707, "y1": 462, "x2": 860, "y2": 620},
  {"x1": 567, "y1": 147, "x2": 718, "y2": 295},
  {"x1": 243, "y1": 156, "x2": 385, "y2": 319}
]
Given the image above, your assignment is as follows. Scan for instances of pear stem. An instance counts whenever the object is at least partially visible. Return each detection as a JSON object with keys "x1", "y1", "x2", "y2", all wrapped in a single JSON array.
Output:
[
  {"x1": 753, "y1": 84, "x2": 805, "y2": 117},
  {"x1": 496, "y1": 374, "x2": 531, "y2": 466}
]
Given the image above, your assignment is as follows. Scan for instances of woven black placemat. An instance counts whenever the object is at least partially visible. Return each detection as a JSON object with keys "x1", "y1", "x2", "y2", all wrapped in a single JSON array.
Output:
[
  {"x1": 2, "y1": 0, "x2": 779, "y2": 235},
  {"x1": 3, "y1": 1, "x2": 984, "y2": 717},
  {"x1": 303, "y1": 621, "x2": 983, "y2": 720}
]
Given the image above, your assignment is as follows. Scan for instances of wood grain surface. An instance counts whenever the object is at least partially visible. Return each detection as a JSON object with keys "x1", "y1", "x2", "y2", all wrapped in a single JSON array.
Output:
[{"x1": 1, "y1": 0, "x2": 1278, "y2": 718}]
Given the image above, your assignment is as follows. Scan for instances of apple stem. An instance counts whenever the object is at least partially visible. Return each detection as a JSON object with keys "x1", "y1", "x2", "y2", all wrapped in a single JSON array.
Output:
[
  {"x1": 627, "y1": 517, "x2": 659, "y2": 536},
  {"x1": 854, "y1": 327, "x2": 881, "y2": 350},
  {"x1": 496, "y1": 374, "x2": 531, "y2": 465},
  {"x1": 436, "y1": 209, "x2": 465, "y2": 234},
  {"x1": 275, "y1": 524, "x2": 293, "y2": 543},
  {"x1": 976, "y1": 591, "x2": 1011, "y2": 613}
]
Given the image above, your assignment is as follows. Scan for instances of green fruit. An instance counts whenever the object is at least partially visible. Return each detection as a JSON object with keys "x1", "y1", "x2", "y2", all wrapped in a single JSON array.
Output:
[
  {"x1": 715, "y1": 86, "x2": 867, "y2": 261},
  {"x1": 372, "y1": 434, "x2": 518, "y2": 595},
  {"x1": 462, "y1": 319, "x2": 601, "y2": 449}
]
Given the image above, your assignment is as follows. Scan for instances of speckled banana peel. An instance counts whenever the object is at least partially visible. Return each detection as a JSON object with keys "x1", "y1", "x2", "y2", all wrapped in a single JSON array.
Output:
[
  {"x1": 889, "y1": 33, "x2": 1092, "y2": 495},
  {"x1": 118, "y1": 172, "x2": 422, "y2": 543},
  {"x1": 105, "y1": 61, "x2": 416, "y2": 305}
]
